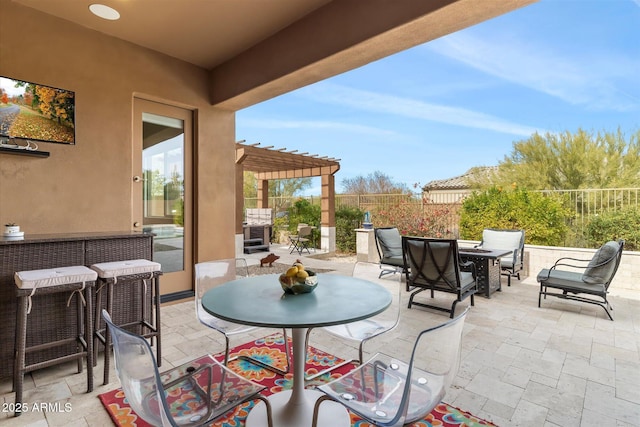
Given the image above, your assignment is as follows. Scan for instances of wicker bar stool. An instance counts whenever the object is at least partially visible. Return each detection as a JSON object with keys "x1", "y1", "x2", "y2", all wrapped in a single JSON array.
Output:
[
  {"x1": 13, "y1": 266, "x2": 97, "y2": 417},
  {"x1": 91, "y1": 259, "x2": 162, "y2": 385}
]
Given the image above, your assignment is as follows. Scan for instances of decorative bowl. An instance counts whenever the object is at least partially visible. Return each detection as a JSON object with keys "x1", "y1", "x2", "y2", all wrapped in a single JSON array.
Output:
[{"x1": 279, "y1": 269, "x2": 318, "y2": 294}]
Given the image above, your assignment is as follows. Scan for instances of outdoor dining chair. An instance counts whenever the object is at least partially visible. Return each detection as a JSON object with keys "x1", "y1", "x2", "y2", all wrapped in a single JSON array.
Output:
[
  {"x1": 102, "y1": 309, "x2": 274, "y2": 427},
  {"x1": 288, "y1": 223, "x2": 308, "y2": 250},
  {"x1": 195, "y1": 259, "x2": 290, "y2": 375},
  {"x1": 374, "y1": 227, "x2": 405, "y2": 280},
  {"x1": 476, "y1": 228, "x2": 525, "y2": 286},
  {"x1": 290, "y1": 225, "x2": 313, "y2": 255},
  {"x1": 304, "y1": 261, "x2": 401, "y2": 380},
  {"x1": 402, "y1": 236, "x2": 476, "y2": 318},
  {"x1": 312, "y1": 307, "x2": 469, "y2": 427}
]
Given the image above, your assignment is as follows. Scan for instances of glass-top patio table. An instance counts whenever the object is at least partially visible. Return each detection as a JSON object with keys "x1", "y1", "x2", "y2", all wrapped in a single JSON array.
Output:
[{"x1": 201, "y1": 273, "x2": 392, "y2": 427}]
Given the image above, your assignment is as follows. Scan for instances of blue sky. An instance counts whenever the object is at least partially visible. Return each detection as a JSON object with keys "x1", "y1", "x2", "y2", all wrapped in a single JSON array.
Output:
[{"x1": 236, "y1": 0, "x2": 640, "y2": 195}]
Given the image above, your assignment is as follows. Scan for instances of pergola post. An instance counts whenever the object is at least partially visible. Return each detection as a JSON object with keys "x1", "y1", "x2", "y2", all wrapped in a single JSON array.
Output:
[
  {"x1": 258, "y1": 179, "x2": 269, "y2": 208},
  {"x1": 321, "y1": 171, "x2": 336, "y2": 253}
]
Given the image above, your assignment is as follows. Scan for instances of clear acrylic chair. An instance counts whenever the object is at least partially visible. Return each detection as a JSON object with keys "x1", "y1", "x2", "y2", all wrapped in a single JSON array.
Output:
[
  {"x1": 312, "y1": 307, "x2": 469, "y2": 427},
  {"x1": 195, "y1": 258, "x2": 290, "y2": 375},
  {"x1": 102, "y1": 309, "x2": 273, "y2": 427},
  {"x1": 305, "y1": 261, "x2": 401, "y2": 380}
]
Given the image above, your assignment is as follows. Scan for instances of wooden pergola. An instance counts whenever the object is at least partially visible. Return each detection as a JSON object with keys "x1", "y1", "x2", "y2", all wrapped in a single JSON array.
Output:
[{"x1": 235, "y1": 142, "x2": 341, "y2": 252}]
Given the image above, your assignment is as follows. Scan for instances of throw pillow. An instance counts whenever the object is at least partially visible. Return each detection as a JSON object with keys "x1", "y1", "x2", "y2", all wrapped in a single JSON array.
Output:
[{"x1": 582, "y1": 241, "x2": 620, "y2": 284}]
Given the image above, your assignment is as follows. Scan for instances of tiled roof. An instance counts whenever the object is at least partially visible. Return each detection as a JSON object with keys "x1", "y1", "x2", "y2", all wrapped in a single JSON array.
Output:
[{"x1": 422, "y1": 166, "x2": 498, "y2": 191}]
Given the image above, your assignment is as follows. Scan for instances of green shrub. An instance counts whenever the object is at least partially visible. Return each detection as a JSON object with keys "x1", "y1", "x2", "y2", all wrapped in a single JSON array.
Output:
[
  {"x1": 460, "y1": 186, "x2": 572, "y2": 246},
  {"x1": 172, "y1": 199, "x2": 184, "y2": 227},
  {"x1": 271, "y1": 215, "x2": 289, "y2": 243},
  {"x1": 283, "y1": 199, "x2": 364, "y2": 253},
  {"x1": 287, "y1": 198, "x2": 321, "y2": 248},
  {"x1": 585, "y1": 207, "x2": 639, "y2": 250},
  {"x1": 335, "y1": 205, "x2": 364, "y2": 253}
]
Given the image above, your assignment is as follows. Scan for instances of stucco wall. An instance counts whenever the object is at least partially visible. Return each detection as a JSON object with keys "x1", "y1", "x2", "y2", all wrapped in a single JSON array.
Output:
[{"x1": 0, "y1": 2, "x2": 235, "y2": 262}]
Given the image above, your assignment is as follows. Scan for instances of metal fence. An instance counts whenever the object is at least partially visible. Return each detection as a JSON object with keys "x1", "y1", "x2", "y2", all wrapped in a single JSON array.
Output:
[{"x1": 245, "y1": 188, "x2": 640, "y2": 248}]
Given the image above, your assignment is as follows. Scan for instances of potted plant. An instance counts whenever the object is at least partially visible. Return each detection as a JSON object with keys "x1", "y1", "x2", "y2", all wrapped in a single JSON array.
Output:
[{"x1": 4, "y1": 223, "x2": 20, "y2": 235}]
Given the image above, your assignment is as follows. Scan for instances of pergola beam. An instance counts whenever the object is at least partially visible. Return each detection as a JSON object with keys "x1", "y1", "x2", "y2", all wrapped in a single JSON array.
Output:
[{"x1": 254, "y1": 165, "x2": 340, "y2": 180}]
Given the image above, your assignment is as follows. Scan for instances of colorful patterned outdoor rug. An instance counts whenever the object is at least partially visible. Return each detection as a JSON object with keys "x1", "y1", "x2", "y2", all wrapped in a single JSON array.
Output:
[{"x1": 98, "y1": 333, "x2": 496, "y2": 426}]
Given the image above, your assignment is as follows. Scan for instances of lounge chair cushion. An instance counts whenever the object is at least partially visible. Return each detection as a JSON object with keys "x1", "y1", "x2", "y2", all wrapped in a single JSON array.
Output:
[
  {"x1": 538, "y1": 269, "x2": 606, "y2": 295},
  {"x1": 481, "y1": 229, "x2": 523, "y2": 267},
  {"x1": 377, "y1": 228, "x2": 402, "y2": 259},
  {"x1": 581, "y1": 241, "x2": 620, "y2": 285},
  {"x1": 406, "y1": 240, "x2": 472, "y2": 287}
]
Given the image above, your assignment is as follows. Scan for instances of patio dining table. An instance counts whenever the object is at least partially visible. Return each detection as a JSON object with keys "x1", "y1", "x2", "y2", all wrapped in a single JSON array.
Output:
[{"x1": 201, "y1": 273, "x2": 392, "y2": 427}]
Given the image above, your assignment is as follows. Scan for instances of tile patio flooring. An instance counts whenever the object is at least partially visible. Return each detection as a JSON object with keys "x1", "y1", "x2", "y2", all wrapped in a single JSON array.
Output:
[{"x1": 1, "y1": 244, "x2": 639, "y2": 426}]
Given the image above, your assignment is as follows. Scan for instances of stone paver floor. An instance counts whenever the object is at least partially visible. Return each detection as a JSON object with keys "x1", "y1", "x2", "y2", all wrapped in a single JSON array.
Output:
[{"x1": 1, "y1": 244, "x2": 639, "y2": 426}]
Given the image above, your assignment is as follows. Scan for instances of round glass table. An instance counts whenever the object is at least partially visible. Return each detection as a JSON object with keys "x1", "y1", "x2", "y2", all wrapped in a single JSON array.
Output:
[{"x1": 201, "y1": 273, "x2": 392, "y2": 427}]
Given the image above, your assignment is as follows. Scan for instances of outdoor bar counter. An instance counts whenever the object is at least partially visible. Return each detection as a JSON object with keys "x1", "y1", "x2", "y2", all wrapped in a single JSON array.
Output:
[{"x1": 0, "y1": 231, "x2": 154, "y2": 379}]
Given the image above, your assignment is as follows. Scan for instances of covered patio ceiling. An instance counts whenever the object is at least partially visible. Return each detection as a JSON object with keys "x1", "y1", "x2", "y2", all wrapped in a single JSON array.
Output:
[{"x1": 236, "y1": 142, "x2": 340, "y2": 178}]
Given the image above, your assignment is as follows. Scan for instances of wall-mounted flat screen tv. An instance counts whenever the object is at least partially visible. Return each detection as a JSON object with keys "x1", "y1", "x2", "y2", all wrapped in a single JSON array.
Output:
[{"x1": 0, "y1": 76, "x2": 75, "y2": 144}]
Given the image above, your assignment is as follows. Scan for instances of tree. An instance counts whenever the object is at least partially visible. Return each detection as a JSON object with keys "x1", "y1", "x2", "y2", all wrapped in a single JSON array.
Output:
[
  {"x1": 243, "y1": 172, "x2": 258, "y2": 198},
  {"x1": 490, "y1": 128, "x2": 640, "y2": 190},
  {"x1": 243, "y1": 172, "x2": 312, "y2": 197},
  {"x1": 269, "y1": 178, "x2": 312, "y2": 198},
  {"x1": 243, "y1": 172, "x2": 312, "y2": 211},
  {"x1": 341, "y1": 171, "x2": 410, "y2": 194}
]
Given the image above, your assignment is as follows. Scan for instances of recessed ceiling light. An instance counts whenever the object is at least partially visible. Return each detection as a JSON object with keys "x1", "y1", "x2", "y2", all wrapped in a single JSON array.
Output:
[{"x1": 89, "y1": 4, "x2": 120, "y2": 21}]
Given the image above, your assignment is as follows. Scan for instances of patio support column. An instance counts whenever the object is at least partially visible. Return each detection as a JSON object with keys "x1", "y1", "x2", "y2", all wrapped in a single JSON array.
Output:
[
  {"x1": 321, "y1": 171, "x2": 336, "y2": 253},
  {"x1": 235, "y1": 163, "x2": 245, "y2": 257},
  {"x1": 257, "y1": 179, "x2": 269, "y2": 208}
]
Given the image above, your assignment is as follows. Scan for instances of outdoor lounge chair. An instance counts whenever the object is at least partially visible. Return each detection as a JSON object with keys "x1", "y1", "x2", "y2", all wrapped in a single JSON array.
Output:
[
  {"x1": 374, "y1": 227, "x2": 405, "y2": 280},
  {"x1": 537, "y1": 240, "x2": 624, "y2": 320},
  {"x1": 476, "y1": 228, "x2": 525, "y2": 286},
  {"x1": 402, "y1": 236, "x2": 476, "y2": 318}
]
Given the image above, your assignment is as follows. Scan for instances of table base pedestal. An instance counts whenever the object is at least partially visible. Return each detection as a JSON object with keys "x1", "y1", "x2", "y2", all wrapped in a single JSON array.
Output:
[{"x1": 246, "y1": 389, "x2": 350, "y2": 427}]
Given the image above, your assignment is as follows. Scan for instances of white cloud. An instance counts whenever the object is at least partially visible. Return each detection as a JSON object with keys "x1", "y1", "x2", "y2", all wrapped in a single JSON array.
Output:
[
  {"x1": 426, "y1": 32, "x2": 639, "y2": 111},
  {"x1": 298, "y1": 83, "x2": 543, "y2": 137},
  {"x1": 240, "y1": 118, "x2": 398, "y2": 136}
]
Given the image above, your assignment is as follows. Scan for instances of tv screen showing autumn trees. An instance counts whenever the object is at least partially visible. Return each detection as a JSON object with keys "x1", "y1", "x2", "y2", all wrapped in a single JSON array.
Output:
[{"x1": 0, "y1": 77, "x2": 75, "y2": 144}]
